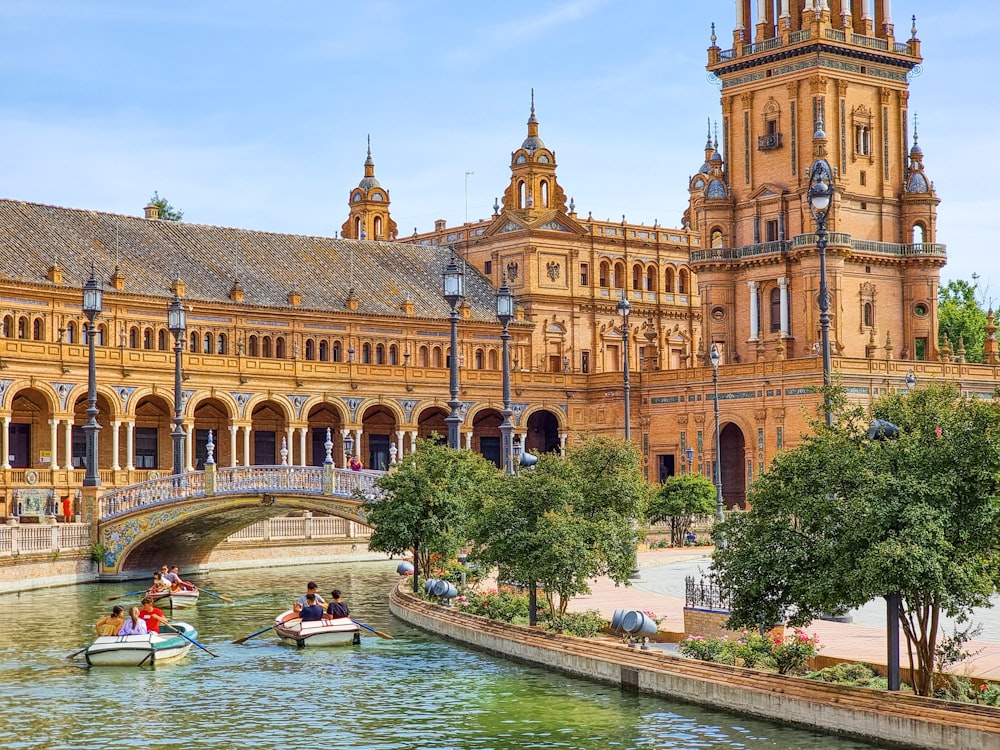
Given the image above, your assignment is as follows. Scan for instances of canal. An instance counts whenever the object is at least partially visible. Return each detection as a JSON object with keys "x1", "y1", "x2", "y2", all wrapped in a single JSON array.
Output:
[{"x1": 0, "y1": 560, "x2": 892, "y2": 749}]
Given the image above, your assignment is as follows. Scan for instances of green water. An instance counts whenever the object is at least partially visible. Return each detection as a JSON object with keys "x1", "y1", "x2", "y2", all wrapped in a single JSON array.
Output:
[{"x1": 0, "y1": 561, "x2": 891, "y2": 749}]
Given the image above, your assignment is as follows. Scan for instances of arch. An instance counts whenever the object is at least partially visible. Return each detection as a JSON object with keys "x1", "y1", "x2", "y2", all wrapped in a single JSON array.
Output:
[
  {"x1": 645, "y1": 265, "x2": 657, "y2": 293},
  {"x1": 389, "y1": 344, "x2": 399, "y2": 365},
  {"x1": 204, "y1": 332, "x2": 215, "y2": 354},
  {"x1": 362, "y1": 342, "x2": 372, "y2": 364},
  {"x1": 375, "y1": 343, "x2": 385, "y2": 365},
  {"x1": 523, "y1": 409, "x2": 561, "y2": 454},
  {"x1": 158, "y1": 329, "x2": 168, "y2": 351},
  {"x1": 66, "y1": 321, "x2": 78, "y2": 344},
  {"x1": 242, "y1": 394, "x2": 294, "y2": 425},
  {"x1": 3, "y1": 314, "x2": 13, "y2": 337},
  {"x1": 599, "y1": 260, "x2": 611, "y2": 288},
  {"x1": 488, "y1": 349, "x2": 499, "y2": 370},
  {"x1": 863, "y1": 301, "x2": 874, "y2": 328},
  {"x1": 540, "y1": 179, "x2": 549, "y2": 208},
  {"x1": 185, "y1": 390, "x2": 239, "y2": 423},
  {"x1": 416, "y1": 406, "x2": 449, "y2": 444},
  {"x1": 32, "y1": 318, "x2": 43, "y2": 341},
  {"x1": 248, "y1": 335, "x2": 259, "y2": 357},
  {"x1": 217, "y1": 333, "x2": 228, "y2": 355},
  {"x1": 720, "y1": 422, "x2": 747, "y2": 510},
  {"x1": 17, "y1": 316, "x2": 27, "y2": 339},
  {"x1": 275, "y1": 336, "x2": 286, "y2": 359},
  {"x1": 418, "y1": 345, "x2": 429, "y2": 367},
  {"x1": 374, "y1": 215, "x2": 383, "y2": 240},
  {"x1": 710, "y1": 228, "x2": 725, "y2": 248},
  {"x1": 188, "y1": 331, "x2": 198, "y2": 352},
  {"x1": 318, "y1": 340, "x2": 329, "y2": 361},
  {"x1": 141, "y1": 328, "x2": 152, "y2": 350},
  {"x1": 361, "y1": 403, "x2": 400, "y2": 470},
  {"x1": 306, "y1": 401, "x2": 347, "y2": 466},
  {"x1": 518, "y1": 181, "x2": 527, "y2": 209},
  {"x1": 432, "y1": 346, "x2": 443, "y2": 368},
  {"x1": 97, "y1": 323, "x2": 107, "y2": 346},
  {"x1": 132, "y1": 393, "x2": 173, "y2": 470},
  {"x1": 7, "y1": 385, "x2": 59, "y2": 469},
  {"x1": 519, "y1": 404, "x2": 567, "y2": 432},
  {"x1": 911, "y1": 223, "x2": 926, "y2": 244},
  {"x1": 474, "y1": 348, "x2": 485, "y2": 370},
  {"x1": 5, "y1": 380, "x2": 60, "y2": 414},
  {"x1": 305, "y1": 339, "x2": 316, "y2": 360},
  {"x1": 249, "y1": 399, "x2": 290, "y2": 465},
  {"x1": 471, "y1": 407, "x2": 503, "y2": 467},
  {"x1": 678, "y1": 268, "x2": 689, "y2": 294},
  {"x1": 631, "y1": 263, "x2": 642, "y2": 291},
  {"x1": 769, "y1": 286, "x2": 782, "y2": 332},
  {"x1": 664, "y1": 266, "x2": 676, "y2": 293},
  {"x1": 613, "y1": 262, "x2": 625, "y2": 289},
  {"x1": 129, "y1": 326, "x2": 139, "y2": 348},
  {"x1": 262, "y1": 336, "x2": 273, "y2": 358},
  {"x1": 192, "y1": 396, "x2": 234, "y2": 468},
  {"x1": 331, "y1": 341, "x2": 341, "y2": 362}
]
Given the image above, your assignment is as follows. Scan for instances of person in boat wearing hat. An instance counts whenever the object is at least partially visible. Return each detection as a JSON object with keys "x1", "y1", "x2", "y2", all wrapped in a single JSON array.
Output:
[
  {"x1": 95, "y1": 605, "x2": 126, "y2": 636},
  {"x1": 325, "y1": 589, "x2": 350, "y2": 620}
]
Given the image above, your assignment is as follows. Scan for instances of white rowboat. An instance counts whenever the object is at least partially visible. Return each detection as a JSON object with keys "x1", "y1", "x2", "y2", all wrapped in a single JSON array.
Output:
[
  {"x1": 274, "y1": 611, "x2": 361, "y2": 647},
  {"x1": 84, "y1": 622, "x2": 197, "y2": 666},
  {"x1": 149, "y1": 587, "x2": 200, "y2": 610}
]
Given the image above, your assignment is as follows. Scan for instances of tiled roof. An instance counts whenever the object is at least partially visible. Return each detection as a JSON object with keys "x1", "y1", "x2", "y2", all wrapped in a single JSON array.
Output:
[{"x1": 0, "y1": 198, "x2": 499, "y2": 321}]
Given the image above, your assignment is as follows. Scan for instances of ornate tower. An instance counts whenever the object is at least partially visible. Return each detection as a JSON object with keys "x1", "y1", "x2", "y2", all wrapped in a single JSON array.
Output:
[
  {"x1": 342, "y1": 137, "x2": 398, "y2": 241},
  {"x1": 690, "y1": 2, "x2": 944, "y2": 364},
  {"x1": 500, "y1": 90, "x2": 569, "y2": 220}
]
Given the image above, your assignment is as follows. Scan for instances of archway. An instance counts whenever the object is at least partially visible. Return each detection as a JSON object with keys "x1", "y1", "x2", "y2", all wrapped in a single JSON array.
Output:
[
  {"x1": 524, "y1": 409, "x2": 560, "y2": 454},
  {"x1": 416, "y1": 406, "x2": 448, "y2": 444},
  {"x1": 306, "y1": 403, "x2": 345, "y2": 466},
  {"x1": 250, "y1": 400, "x2": 288, "y2": 465},
  {"x1": 193, "y1": 397, "x2": 233, "y2": 468},
  {"x1": 133, "y1": 394, "x2": 172, "y2": 471},
  {"x1": 72, "y1": 393, "x2": 117, "y2": 471},
  {"x1": 720, "y1": 423, "x2": 747, "y2": 509},
  {"x1": 471, "y1": 408, "x2": 503, "y2": 468},
  {"x1": 8, "y1": 387, "x2": 56, "y2": 469},
  {"x1": 361, "y1": 405, "x2": 397, "y2": 471}
]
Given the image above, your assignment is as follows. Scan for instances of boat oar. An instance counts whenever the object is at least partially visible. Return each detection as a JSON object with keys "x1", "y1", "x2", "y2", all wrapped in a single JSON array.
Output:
[
  {"x1": 198, "y1": 589, "x2": 234, "y2": 604},
  {"x1": 106, "y1": 589, "x2": 147, "y2": 602},
  {"x1": 232, "y1": 624, "x2": 275, "y2": 645},
  {"x1": 351, "y1": 619, "x2": 393, "y2": 640},
  {"x1": 65, "y1": 646, "x2": 89, "y2": 660},
  {"x1": 162, "y1": 622, "x2": 219, "y2": 658}
]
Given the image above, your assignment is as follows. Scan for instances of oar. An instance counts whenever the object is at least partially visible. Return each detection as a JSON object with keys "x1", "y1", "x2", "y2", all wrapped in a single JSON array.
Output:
[
  {"x1": 198, "y1": 588, "x2": 234, "y2": 604},
  {"x1": 162, "y1": 622, "x2": 219, "y2": 657},
  {"x1": 232, "y1": 624, "x2": 275, "y2": 645},
  {"x1": 351, "y1": 619, "x2": 393, "y2": 640},
  {"x1": 106, "y1": 589, "x2": 147, "y2": 602},
  {"x1": 65, "y1": 646, "x2": 89, "y2": 660}
]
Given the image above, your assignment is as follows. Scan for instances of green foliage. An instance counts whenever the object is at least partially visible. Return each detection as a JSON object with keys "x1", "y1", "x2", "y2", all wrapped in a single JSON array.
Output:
[
  {"x1": 677, "y1": 635, "x2": 735, "y2": 664},
  {"x1": 465, "y1": 435, "x2": 649, "y2": 616},
  {"x1": 938, "y1": 277, "x2": 988, "y2": 363},
  {"x1": 711, "y1": 383, "x2": 1000, "y2": 696},
  {"x1": 806, "y1": 662, "x2": 892, "y2": 690},
  {"x1": 364, "y1": 439, "x2": 498, "y2": 591},
  {"x1": 456, "y1": 589, "x2": 529, "y2": 623},
  {"x1": 770, "y1": 628, "x2": 821, "y2": 675},
  {"x1": 646, "y1": 473, "x2": 717, "y2": 545},
  {"x1": 89, "y1": 542, "x2": 105, "y2": 565},
  {"x1": 545, "y1": 609, "x2": 606, "y2": 637},
  {"x1": 148, "y1": 191, "x2": 183, "y2": 221},
  {"x1": 733, "y1": 629, "x2": 773, "y2": 669}
]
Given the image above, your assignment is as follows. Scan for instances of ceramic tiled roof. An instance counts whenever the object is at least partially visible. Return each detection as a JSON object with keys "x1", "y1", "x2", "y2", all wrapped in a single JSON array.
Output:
[{"x1": 0, "y1": 198, "x2": 498, "y2": 320}]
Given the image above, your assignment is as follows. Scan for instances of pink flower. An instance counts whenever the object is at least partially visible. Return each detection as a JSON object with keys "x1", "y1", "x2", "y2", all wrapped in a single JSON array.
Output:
[{"x1": 935, "y1": 427, "x2": 943, "y2": 437}]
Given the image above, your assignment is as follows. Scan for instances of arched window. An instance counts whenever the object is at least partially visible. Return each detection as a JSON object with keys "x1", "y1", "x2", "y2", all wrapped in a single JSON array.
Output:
[
  {"x1": 248, "y1": 335, "x2": 259, "y2": 357},
  {"x1": 613, "y1": 262, "x2": 625, "y2": 289},
  {"x1": 130, "y1": 327, "x2": 140, "y2": 348},
  {"x1": 32, "y1": 318, "x2": 43, "y2": 340},
  {"x1": 911, "y1": 223, "x2": 925, "y2": 244},
  {"x1": 518, "y1": 181, "x2": 527, "y2": 209},
  {"x1": 664, "y1": 267, "x2": 675, "y2": 292},
  {"x1": 262, "y1": 336, "x2": 273, "y2": 358},
  {"x1": 354, "y1": 217, "x2": 361, "y2": 239},
  {"x1": 770, "y1": 288, "x2": 781, "y2": 332},
  {"x1": 599, "y1": 261, "x2": 610, "y2": 288},
  {"x1": 332, "y1": 341, "x2": 341, "y2": 362},
  {"x1": 540, "y1": 180, "x2": 549, "y2": 208},
  {"x1": 418, "y1": 346, "x2": 429, "y2": 367},
  {"x1": 645, "y1": 266, "x2": 656, "y2": 292},
  {"x1": 275, "y1": 337, "x2": 286, "y2": 359},
  {"x1": 203, "y1": 333, "x2": 213, "y2": 354},
  {"x1": 305, "y1": 339, "x2": 315, "y2": 360},
  {"x1": 432, "y1": 346, "x2": 443, "y2": 368},
  {"x1": 97, "y1": 324, "x2": 107, "y2": 346},
  {"x1": 319, "y1": 340, "x2": 329, "y2": 361},
  {"x1": 66, "y1": 321, "x2": 77, "y2": 343},
  {"x1": 18, "y1": 317, "x2": 28, "y2": 339},
  {"x1": 188, "y1": 331, "x2": 197, "y2": 352},
  {"x1": 678, "y1": 269, "x2": 689, "y2": 294},
  {"x1": 488, "y1": 349, "x2": 499, "y2": 370},
  {"x1": 362, "y1": 343, "x2": 371, "y2": 364},
  {"x1": 158, "y1": 330, "x2": 168, "y2": 350},
  {"x1": 217, "y1": 333, "x2": 228, "y2": 355},
  {"x1": 863, "y1": 301, "x2": 874, "y2": 328},
  {"x1": 374, "y1": 216, "x2": 383, "y2": 239},
  {"x1": 2, "y1": 315, "x2": 12, "y2": 337},
  {"x1": 375, "y1": 343, "x2": 385, "y2": 364},
  {"x1": 143, "y1": 328, "x2": 153, "y2": 349},
  {"x1": 710, "y1": 228, "x2": 724, "y2": 248},
  {"x1": 475, "y1": 349, "x2": 485, "y2": 369},
  {"x1": 632, "y1": 264, "x2": 642, "y2": 291},
  {"x1": 389, "y1": 344, "x2": 398, "y2": 365}
]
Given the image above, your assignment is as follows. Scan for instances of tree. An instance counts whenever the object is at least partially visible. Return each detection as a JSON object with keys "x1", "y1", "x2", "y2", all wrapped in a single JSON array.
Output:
[
  {"x1": 465, "y1": 436, "x2": 649, "y2": 617},
  {"x1": 938, "y1": 277, "x2": 988, "y2": 363},
  {"x1": 148, "y1": 191, "x2": 184, "y2": 221},
  {"x1": 711, "y1": 383, "x2": 1000, "y2": 696},
  {"x1": 363, "y1": 439, "x2": 497, "y2": 593},
  {"x1": 646, "y1": 473, "x2": 717, "y2": 546}
]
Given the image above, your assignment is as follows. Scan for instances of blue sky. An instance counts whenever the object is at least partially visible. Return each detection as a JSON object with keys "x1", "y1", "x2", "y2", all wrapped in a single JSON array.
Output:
[{"x1": 1, "y1": 1, "x2": 996, "y2": 296}]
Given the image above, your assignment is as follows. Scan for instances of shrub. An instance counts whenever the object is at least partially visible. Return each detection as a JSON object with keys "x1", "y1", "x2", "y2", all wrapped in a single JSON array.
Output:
[
  {"x1": 734, "y1": 629, "x2": 773, "y2": 669},
  {"x1": 770, "y1": 628, "x2": 821, "y2": 675},
  {"x1": 806, "y1": 662, "x2": 890, "y2": 689},
  {"x1": 546, "y1": 609, "x2": 606, "y2": 637},
  {"x1": 677, "y1": 635, "x2": 735, "y2": 664},
  {"x1": 456, "y1": 589, "x2": 528, "y2": 623}
]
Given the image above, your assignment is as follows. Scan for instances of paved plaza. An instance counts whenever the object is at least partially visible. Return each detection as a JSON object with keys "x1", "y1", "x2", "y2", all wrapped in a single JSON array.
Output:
[{"x1": 564, "y1": 547, "x2": 1000, "y2": 682}]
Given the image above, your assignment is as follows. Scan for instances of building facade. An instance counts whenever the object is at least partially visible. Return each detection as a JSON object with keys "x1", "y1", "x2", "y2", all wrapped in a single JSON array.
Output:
[{"x1": 0, "y1": 0, "x2": 994, "y2": 521}]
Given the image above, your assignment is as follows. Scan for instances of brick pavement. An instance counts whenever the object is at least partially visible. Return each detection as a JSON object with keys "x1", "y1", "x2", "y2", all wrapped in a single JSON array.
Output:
[{"x1": 563, "y1": 547, "x2": 1000, "y2": 682}]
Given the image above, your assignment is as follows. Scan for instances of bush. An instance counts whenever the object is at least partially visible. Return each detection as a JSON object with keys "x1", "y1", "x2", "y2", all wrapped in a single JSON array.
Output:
[
  {"x1": 806, "y1": 662, "x2": 892, "y2": 689},
  {"x1": 546, "y1": 609, "x2": 606, "y2": 637},
  {"x1": 734, "y1": 629, "x2": 773, "y2": 669},
  {"x1": 677, "y1": 635, "x2": 735, "y2": 664},
  {"x1": 770, "y1": 628, "x2": 821, "y2": 675},
  {"x1": 455, "y1": 589, "x2": 528, "y2": 623}
]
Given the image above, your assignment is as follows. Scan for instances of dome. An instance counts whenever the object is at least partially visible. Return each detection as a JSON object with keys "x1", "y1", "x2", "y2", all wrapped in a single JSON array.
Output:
[
  {"x1": 906, "y1": 173, "x2": 929, "y2": 193},
  {"x1": 521, "y1": 135, "x2": 546, "y2": 152},
  {"x1": 359, "y1": 175, "x2": 381, "y2": 189},
  {"x1": 707, "y1": 179, "x2": 727, "y2": 199}
]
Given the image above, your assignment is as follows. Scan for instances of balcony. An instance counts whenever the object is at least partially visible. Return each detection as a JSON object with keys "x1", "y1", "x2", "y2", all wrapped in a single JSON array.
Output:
[{"x1": 757, "y1": 133, "x2": 783, "y2": 151}]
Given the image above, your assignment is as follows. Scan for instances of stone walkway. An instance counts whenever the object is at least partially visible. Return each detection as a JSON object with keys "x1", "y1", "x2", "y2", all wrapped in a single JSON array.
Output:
[{"x1": 562, "y1": 547, "x2": 1000, "y2": 682}]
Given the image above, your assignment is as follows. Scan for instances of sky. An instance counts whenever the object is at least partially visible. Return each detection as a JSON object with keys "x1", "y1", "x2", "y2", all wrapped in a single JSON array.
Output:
[{"x1": 1, "y1": 1, "x2": 996, "y2": 295}]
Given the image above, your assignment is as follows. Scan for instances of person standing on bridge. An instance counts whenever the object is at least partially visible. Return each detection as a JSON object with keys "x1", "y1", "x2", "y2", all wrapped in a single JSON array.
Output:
[{"x1": 349, "y1": 455, "x2": 363, "y2": 471}]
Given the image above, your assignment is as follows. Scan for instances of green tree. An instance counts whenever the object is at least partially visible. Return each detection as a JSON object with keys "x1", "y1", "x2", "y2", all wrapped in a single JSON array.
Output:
[
  {"x1": 646, "y1": 473, "x2": 717, "y2": 546},
  {"x1": 466, "y1": 436, "x2": 648, "y2": 617},
  {"x1": 148, "y1": 190, "x2": 184, "y2": 221},
  {"x1": 938, "y1": 277, "x2": 988, "y2": 363},
  {"x1": 711, "y1": 383, "x2": 1000, "y2": 696},
  {"x1": 364, "y1": 439, "x2": 497, "y2": 593}
]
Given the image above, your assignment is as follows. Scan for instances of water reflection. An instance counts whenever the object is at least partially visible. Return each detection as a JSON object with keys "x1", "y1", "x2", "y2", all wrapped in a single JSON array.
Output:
[{"x1": 0, "y1": 560, "x2": 889, "y2": 749}]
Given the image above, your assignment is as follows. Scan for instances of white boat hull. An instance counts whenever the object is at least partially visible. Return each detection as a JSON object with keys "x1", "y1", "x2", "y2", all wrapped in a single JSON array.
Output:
[
  {"x1": 274, "y1": 612, "x2": 361, "y2": 648},
  {"x1": 85, "y1": 623, "x2": 197, "y2": 666},
  {"x1": 149, "y1": 588, "x2": 200, "y2": 610}
]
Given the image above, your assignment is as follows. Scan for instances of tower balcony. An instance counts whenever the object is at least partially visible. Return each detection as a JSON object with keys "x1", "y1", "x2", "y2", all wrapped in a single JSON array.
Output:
[{"x1": 690, "y1": 235, "x2": 946, "y2": 266}]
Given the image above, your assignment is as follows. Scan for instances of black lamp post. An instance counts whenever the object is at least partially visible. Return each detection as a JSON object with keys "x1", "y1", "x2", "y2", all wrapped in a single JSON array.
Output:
[
  {"x1": 617, "y1": 293, "x2": 631, "y2": 442},
  {"x1": 497, "y1": 278, "x2": 515, "y2": 475},
  {"x1": 808, "y1": 153, "x2": 835, "y2": 427},
  {"x1": 709, "y1": 342, "x2": 724, "y2": 521},
  {"x1": 685, "y1": 445, "x2": 694, "y2": 475},
  {"x1": 82, "y1": 268, "x2": 103, "y2": 488},
  {"x1": 443, "y1": 249, "x2": 465, "y2": 450},
  {"x1": 168, "y1": 293, "x2": 187, "y2": 476},
  {"x1": 344, "y1": 434, "x2": 354, "y2": 467}
]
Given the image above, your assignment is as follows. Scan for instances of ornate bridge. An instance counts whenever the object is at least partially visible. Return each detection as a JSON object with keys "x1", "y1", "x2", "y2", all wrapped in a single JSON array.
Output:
[{"x1": 95, "y1": 464, "x2": 383, "y2": 577}]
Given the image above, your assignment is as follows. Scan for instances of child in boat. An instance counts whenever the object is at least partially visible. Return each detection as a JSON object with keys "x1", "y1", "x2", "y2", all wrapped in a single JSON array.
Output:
[
  {"x1": 299, "y1": 593, "x2": 325, "y2": 622},
  {"x1": 95, "y1": 605, "x2": 125, "y2": 636},
  {"x1": 117, "y1": 607, "x2": 148, "y2": 636},
  {"x1": 150, "y1": 571, "x2": 170, "y2": 593},
  {"x1": 325, "y1": 589, "x2": 350, "y2": 620}
]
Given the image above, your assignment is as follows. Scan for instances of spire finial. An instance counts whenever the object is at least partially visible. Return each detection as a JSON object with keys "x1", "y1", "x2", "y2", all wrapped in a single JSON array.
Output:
[
  {"x1": 913, "y1": 113, "x2": 919, "y2": 143},
  {"x1": 911, "y1": 14, "x2": 917, "y2": 39},
  {"x1": 364, "y1": 134, "x2": 373, "y2": 166},
  {"x1": 710, "y1": 22, "x2": 717, "y2": 44},
  {"x1": 814, "y1": 111, "x2": 826, "y2": 140},
  {"x1": 712, "y1": 120, "x2": 719, "y2": 150},
  {"x1": 528, "y1": 88, "x2": 537, "y2": 123}
]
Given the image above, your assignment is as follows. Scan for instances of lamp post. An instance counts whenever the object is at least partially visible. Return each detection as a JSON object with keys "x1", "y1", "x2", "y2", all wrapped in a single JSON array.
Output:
[
  {"x1": 617, "y1": 293, "x2": 632, "y2": 442},
  {"x1": 808, "y1": 154, "x2": 835, "y2": 427},
  {"x1": 685, "y1": 446, "x2": 694, "y2": 475},
  {"x1": 167, "y1": 293, "x2": 187, "y2": 476},
  {"x1": 82, "y1": 268, "x2": 103, "y2": 488},
  {"x1": 442, "y1": 249, "x2": 465, "y2": 450},
  {"x1": 709, "y1": 343, "x2": 724, "y2": 521},
  {"x1": 497, "y1": 278, "x2": 515, "y2": 475}
]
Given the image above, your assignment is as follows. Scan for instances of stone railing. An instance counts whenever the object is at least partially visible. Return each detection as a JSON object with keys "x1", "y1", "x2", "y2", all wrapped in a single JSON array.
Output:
[
  {"x1": 224, "y1": 515, "x2": 372, "y2": 542},
  {"x1": 99, "y1": 465, "x2": 384, "y2": 520},
  {"x1": 0, "y1": 522, "x2": 91, "y2": 557}
]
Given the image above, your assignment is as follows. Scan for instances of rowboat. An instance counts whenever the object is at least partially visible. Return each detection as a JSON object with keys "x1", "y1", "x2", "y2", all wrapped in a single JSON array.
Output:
[
  {"x1": 84, "y1": 622, "x2": 198, "y2": 667},
  {"x1": 148, "y1": 587, "x2": 200, "y2": 610},
  {"x1": 274, "y1": 611, "x2": 361, "y2": 647}
]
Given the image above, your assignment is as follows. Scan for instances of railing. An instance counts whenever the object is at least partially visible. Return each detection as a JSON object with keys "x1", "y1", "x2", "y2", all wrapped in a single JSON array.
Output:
[
  {"x1": 757, "y1": 133, "x2": 783, "y2": 151},
  {"x1": 224, "y1": 516, "x2": 373, "y2": 542},
  {"x1": 788, "y1": 29, "x2": 811, "y2": 43},
  {"x1": 742, "y1": 36, "x2": 783, "y2": 55},
  {"x1": 691, "y1": 240, "x2": 789, "y2": 263},
  {"x1": 685, "y1": 574, "x2": 732, "y2": 611},
  {"x1": 0, "y1": 522, "x2": 91, "y2": 557},
  {"x1": 851, "y1": 32, "x2": 888, "y2": 51},
  {"x1": 99, "y1": 465, "x2": 384, "y2": 519},
  {"x1": 824, "y1": 28, "x2": 846, "y2": 43},
  {"x1": 790, "y1": 232, "x2": 855, "y2": 249},
  {"x1": 849, "y1": 240, "x2": 947, "y2": 258}
]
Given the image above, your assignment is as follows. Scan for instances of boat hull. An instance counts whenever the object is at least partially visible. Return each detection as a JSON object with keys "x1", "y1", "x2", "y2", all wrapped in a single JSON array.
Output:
[
  {"x1": 84, "y1": 623, "x2": 197, "y2": 666},
  {"x1": 149, "y1": 588, "x2": 200, "y2": 610},
  {"x1": 274, "y1": 612, "x2": 361, "y2": 648}
]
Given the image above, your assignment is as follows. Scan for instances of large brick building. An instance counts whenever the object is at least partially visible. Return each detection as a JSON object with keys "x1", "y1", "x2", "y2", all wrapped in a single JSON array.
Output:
[{"x1": 0, "y1": 0, "x2": 993, "y2": 520}]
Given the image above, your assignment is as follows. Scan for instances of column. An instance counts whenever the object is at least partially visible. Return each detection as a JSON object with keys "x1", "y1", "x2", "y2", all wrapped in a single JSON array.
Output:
[
  {"x1": 748, "y1": 281, "x2": 760, "y2": 340},
  {"x1": 49, "y1": 419, "x2": 60, "y2": 470},
  {"x1": 408, "y1": 430, "x2": 418, "y2": 453},
  {"x1": 125, "y1": 422, "x2": 135, "y2": 471},
  {"x1": 185, "y1": 423, "x2": 194, "y2": 472},
  {"x1": 395, "y1": 431, "x2": 405, "y2": 461},
  {"x1": 340, "y1": 429, "x2": 351, "y2": 468},
  {"x1": 298, "y1": 427, "x2": 308, "y2": 467},
  {"x1": 228, "y1": 424, "x2": 239, "y2": 465},
  {"x1": 1, "y1": 416, "x2": 10, "y2": 470},
  {"x1": 463, "y1": 431, "x2": 472, "y2": 451},
  {"x1": 242, "y1": 424, "x2": 251, "y2": 467},
  {"x1": 110, "y1": 421, "x2": 121, "y2": 471},
  {"x1": 736, "y1": 0, "x2": 745, "y2": 31},
  {"x1": 283, "y1": 427, "x2": 293, "y2": 465},
  {"x1": 354, "y1": 428, "x2": 363, "y2": 465},
  {"x1": 778, "y1": 277, "x2": 790, "y2": 337},
  {"x1": 63, "y1": 420, "x2": 72, "y2": 472},
  {"x1": 559, "y1": 433, "x2": 567, "y2": 457}
]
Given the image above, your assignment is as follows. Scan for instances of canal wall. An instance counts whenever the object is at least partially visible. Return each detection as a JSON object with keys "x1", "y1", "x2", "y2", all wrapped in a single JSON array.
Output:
[{"x1": 389, "y1": 584, "x2": 1000, "y2": 750}]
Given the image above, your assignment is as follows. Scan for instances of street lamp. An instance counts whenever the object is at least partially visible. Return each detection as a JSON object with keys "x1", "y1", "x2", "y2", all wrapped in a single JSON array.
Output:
[
  {"x1": 709, "y1": 342, "x2": 724, "y2": 521},
  {"x1": 685, "y1": 446, "x2": 694, "y2": 475},
  {"x1": 905, "y1": 369, "x2": 916, "y2": 391},
  {"x1": 167, "y1": 292, "x2": 187, "y2": 476},
  {"x1": 442, "y1": 248, "x2": 465, "y2": 450},
  {"x1": 617, "y1": 293, "x2": 632, "y2": 442},
  {"x1": 808, "y1": 152, "x2": 835, "y2": 427},
  {"x1": 82, "y1": 267, "x2": 103, "y2": 488},
  {"x1": 497, "y1": 278, "x2": 515, "y2": 475}
]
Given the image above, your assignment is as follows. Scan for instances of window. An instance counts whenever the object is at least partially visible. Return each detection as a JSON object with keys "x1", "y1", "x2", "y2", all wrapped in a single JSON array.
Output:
[
  {"x1": 71, "y1": 425, "x2": 86, "y2": 468},
  {"x1": 599, "y1": 261, "x2": 610, "y2": 287},
  {"x1": 331, "y1": 341, "x2": 340, "y2": 362},
  {"x1": 262, "y1": 336, "x2": 272, "y2": 358},
  {"x1": 158, "y1": 330, "x2": 168, "y2": 350},
  {"x1": 632, "y1": 264, "x2": 641, "y2": 291},
  {"x1": 645, "y1": 267, "x2": 656, "y2": 292},
  {"x1": 130, "y1": 327, "x2": 139, "y2": 348},
  {"x1": 389, "y1": 345, "x2": 398, "y2": 365},
  {"x1": 188, "y1": 331, "x2": 197, "y2": 352},
  {"x1": 143, "y1": 328, "x2": 153, "y2": 350},
  {"x1": 203, "y1": 333, "x2": 213, "y2": 354},
  {"x1": 275, "y1": 337, "x2": 286, "y2": 359},
  {"x1": 135, "y1": 427, "x2": 158, "y2": 469},
  {"x1": 32, "y1": 319, "x2": 43, "y2": 340},
  {"x1": 248, "y1": 335, "x2": 259, "y2": 357},
  {"x1": 540, "y1": 180, "x2": 549, "y2": 208},
  {"x1": 678, "y1": 269, "x2": 689, "y2": 294},
  {"x1": 710, "y1": 229, "x2": 724, "y2": 248},
  {"x1": 218, "y1": 333, "x2": 228, "y2": 355},
  {"x1": 484, "y1": 260, "x2": 492, "y2": 275},
  {"x1": 664, "y1": 267, "x2": 675, "y2": 292},
  {"x1": 362, "y1": 343, "x2": 371, "y2": 364},
  {"x1": 418, "y1": 346, "x2": 428, "y2": 367},
  {"x1": 375, "y1": 344, "x2": 385, "y2": 364},
  {"x1": 613, "y1": 262, "x2": 625, "y2": 289},
  {"x1": 914, "y1": 337, "x2": 927, "y2": 361},
  {"x1": 580, "y1": 263, "x2": 589, "y2": 286},
  {"x1": 319, "y1": 340, "x2": 328, "y2": 361},
  {"x1": 305, "y1": 339, "x2": 315, "y2": 360},
  {"x1": 855, "y1": 124, "x2": 871, "y2": 156},
  {"x1": 863, "y1": 302, "x2": 874, "y2": 328},
  {"x1": 66, "y1": 322, "x2": 77, "y2": 343},
  {"x1": 911, "y1": 224, "x2": 925, "y2": 243},
  {"x1": 765, "y1": 219, "x2": 779, "y2": 243},
  {"x1": 475, "y1": 349, "x2": 484, "y2": 369},
  {"x1": 581, "y1": 350, "x2": 590, "y2": 374},
  {"x1": 770, "y1": 288, "x2": 781, "y2": 332}
]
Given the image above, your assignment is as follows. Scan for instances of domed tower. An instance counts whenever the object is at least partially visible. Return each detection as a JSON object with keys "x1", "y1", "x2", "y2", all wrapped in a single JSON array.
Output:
[
  {"x1": 341, "y1": 136, "x2": 398, "y2": 241},
  {"x1": 500, "y1": 91, "x2": 568, "y2": 220}
]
